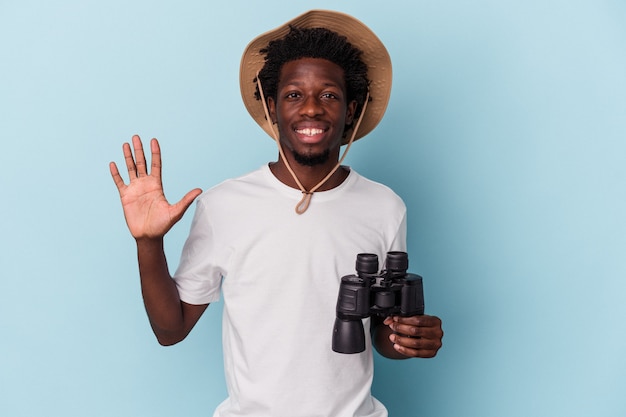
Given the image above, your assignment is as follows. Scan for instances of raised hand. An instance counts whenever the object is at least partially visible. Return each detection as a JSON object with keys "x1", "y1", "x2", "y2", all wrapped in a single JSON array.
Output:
[{"x1": 109, "y1": 135, "x2": 202, "y2": 240}]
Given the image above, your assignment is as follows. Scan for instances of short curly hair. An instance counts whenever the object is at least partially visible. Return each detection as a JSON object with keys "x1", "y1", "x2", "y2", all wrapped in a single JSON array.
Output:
[{"x1": 254, "y1": 26, "x2": 370, "y2": 136}]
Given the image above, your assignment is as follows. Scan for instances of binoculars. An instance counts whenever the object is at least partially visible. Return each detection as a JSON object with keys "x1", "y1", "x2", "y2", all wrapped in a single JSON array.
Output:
[{"x1": 332, "y1": 251, "x2": 424, "y2": 354}]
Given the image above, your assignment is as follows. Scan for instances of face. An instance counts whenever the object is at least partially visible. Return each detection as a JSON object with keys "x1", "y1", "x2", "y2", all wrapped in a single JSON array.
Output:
[{"x1": 268, "y1": 57, "x2": 357, "y2": 167}]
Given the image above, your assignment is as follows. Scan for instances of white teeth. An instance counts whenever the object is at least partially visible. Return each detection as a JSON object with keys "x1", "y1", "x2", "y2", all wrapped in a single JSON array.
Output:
[{"x1": 296, "y1": 128, "x2": 324, "y2": 136}]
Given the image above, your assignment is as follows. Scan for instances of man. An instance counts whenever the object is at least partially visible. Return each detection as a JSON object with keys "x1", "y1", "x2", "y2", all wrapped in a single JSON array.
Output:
[{"x1": 110, "y1": 10, "x2": 443, "y2": 417}]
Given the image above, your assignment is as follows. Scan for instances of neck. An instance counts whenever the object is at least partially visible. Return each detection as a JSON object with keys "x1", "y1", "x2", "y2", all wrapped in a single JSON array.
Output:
[{"x1": 269, "y1": 152, "x2": 348, "y2": 192}]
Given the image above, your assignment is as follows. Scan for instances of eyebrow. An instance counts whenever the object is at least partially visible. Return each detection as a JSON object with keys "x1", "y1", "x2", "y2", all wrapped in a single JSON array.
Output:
[{"x1": 281, "y1": 80, "x2": 343, "y2": 89}]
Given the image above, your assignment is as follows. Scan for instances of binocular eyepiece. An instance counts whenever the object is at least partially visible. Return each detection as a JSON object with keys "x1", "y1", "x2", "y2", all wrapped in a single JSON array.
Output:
[{"x1": 332, "y1": 251, "x2": 424, "y2": 354}]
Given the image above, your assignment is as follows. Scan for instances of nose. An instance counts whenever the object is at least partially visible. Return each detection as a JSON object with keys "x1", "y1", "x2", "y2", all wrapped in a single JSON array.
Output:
[{"x1": 300, "y1": 95, "x2": 324, "y2": 117}]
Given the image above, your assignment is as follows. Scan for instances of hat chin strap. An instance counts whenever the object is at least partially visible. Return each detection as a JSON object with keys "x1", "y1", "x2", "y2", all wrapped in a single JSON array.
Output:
[{"x1": 256, "y1": 74, "x2": 370, "y2": 214}]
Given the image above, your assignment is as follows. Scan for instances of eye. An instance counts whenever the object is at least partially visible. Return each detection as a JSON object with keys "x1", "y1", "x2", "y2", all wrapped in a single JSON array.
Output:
[
  {"x1": 284, "y1": 91, "x2": 301, "y2": 100},
  {"x1": 321, "y1": 92, "x2": 339, "y2": 100}
]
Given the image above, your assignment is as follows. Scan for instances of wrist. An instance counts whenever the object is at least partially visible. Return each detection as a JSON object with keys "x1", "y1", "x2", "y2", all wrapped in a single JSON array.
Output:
[
  {"x1": 135, "y1": 236, "x2": 165, "y2": 255},
  {"x1": 135, "y1": 235, "x2": 164, "y2": 244}
]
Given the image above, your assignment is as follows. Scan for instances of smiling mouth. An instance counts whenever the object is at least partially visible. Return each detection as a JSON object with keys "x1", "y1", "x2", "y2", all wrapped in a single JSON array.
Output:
[{"x1": 295, "y1": 127, "x2": 325, "y2": 136}]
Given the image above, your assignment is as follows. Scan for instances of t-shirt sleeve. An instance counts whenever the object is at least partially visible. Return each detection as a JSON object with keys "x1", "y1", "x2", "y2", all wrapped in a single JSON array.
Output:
[
  {"x1": 389, "y1": 209, "x2": 407, "y2": 253},
  {"x1": 172, "y1": 198, "x2": 225, "y2": 305}
]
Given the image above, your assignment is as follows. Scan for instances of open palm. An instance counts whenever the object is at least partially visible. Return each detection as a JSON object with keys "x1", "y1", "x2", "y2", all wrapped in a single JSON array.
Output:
[{"x1": 110, "y1": 135, "x2": 202, "y2": 239}]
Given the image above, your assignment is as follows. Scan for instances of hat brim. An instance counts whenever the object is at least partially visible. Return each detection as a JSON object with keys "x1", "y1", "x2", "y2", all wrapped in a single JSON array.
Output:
[{"x1": 239, "y1": 9, "x2": 392, "y2": 144}]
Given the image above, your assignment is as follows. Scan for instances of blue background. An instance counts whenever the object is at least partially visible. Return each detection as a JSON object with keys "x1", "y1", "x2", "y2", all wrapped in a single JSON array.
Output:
[{"x1": 1, "y1": 1, "x2": 625, "y2": 416}]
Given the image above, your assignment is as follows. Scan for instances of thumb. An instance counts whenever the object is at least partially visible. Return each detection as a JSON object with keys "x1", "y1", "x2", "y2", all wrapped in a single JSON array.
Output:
[{"x1": 171, "y1": 188, "x2": 203, "y2": 221}]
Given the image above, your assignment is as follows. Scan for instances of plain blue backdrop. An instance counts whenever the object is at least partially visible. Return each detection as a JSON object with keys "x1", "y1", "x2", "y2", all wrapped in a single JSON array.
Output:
[{"x1": 1, "y1": 1, "x2": 625, "y2": 416}]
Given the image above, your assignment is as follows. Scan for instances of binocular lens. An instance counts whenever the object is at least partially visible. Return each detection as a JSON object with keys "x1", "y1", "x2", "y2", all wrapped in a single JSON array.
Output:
[
  {"x1": 355, "y1": 253, "x2": 378, "y2": 275},
  {"x1": 385, "y1": 251, "x2": 408, "y2": 272}
]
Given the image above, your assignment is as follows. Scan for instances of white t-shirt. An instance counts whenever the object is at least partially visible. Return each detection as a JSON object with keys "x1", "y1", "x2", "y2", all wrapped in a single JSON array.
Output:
[{"x1": 173, "y1": 165, "x2": 407, "y2": 417}]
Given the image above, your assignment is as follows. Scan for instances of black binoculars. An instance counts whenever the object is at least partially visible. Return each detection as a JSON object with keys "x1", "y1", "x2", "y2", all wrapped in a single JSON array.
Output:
[{"x1": 332, "y1": 251, "x2": 424, "y2": 354}]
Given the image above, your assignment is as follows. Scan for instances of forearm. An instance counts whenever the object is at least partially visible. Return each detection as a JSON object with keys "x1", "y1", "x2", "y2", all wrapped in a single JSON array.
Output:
[{"x1": 136, "y1": 237, "x2": 187, "y2": 345}]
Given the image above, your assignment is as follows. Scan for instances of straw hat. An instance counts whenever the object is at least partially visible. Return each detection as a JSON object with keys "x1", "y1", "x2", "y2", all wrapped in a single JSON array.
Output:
[{"x1": 239, "y1": 9, "x2": 392, "y2": 143}]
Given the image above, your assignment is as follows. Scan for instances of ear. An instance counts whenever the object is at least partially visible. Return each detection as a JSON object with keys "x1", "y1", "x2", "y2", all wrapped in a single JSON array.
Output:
[
  {"x1": 267, "y1": 97, "x2": 277, "y2": 124},
  {"x1": 345, "y1": 99, "x2": 357, "y2": 125}
]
